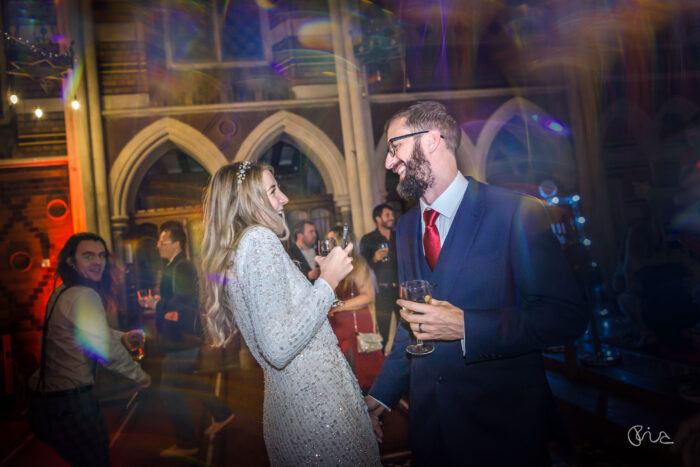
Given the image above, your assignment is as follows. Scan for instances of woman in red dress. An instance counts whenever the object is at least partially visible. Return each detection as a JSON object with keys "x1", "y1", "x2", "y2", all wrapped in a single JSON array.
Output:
[{"x1": 326, "y1": 227, "x2": 385, "y2": 392}]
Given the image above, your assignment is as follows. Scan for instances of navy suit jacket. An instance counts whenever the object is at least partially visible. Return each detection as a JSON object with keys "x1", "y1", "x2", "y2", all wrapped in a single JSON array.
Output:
[
  {"x1": 369, "y1": 178, "x2": 587, "y2": 466},
  {"x1": 289, "y1": 243, "x2": 315, "y2": 283}
]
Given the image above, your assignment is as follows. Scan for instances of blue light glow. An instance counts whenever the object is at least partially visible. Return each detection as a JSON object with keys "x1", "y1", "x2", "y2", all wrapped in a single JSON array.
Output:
[{"x1": 548, "y1": 122, "x2": 564, "y2": 132}]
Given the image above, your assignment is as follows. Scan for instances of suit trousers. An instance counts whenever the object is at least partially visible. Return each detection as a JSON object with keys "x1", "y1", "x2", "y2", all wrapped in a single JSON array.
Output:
[
  {"x1": 160, "y1": 347, "x2": 232, "y2": 448},
  {"x1": 375, "y1": 285, "x2": 398, "y2": 345}
]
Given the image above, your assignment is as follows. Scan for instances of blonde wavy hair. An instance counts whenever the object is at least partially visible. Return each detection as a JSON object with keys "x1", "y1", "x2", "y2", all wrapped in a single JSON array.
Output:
[{"x1": 201, "y1": 161, "x2": 289, "y2": 347}]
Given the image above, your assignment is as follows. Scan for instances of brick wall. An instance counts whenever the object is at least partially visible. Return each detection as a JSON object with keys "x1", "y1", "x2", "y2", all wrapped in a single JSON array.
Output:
[
  {"x1": 98, "y1": 41, "x2": 148, "y2": 95},
  {"x1": 14, "y1": 112, "x2": 67, "y2": 158},
  {"x1": 0, "y1": 164, "x2": 73, "y2": 375}
]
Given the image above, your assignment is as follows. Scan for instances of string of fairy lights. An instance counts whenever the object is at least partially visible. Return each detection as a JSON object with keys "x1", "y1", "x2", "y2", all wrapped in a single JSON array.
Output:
[{"x1": 2, "y1": 29, "x2": 79, "y2": 118}]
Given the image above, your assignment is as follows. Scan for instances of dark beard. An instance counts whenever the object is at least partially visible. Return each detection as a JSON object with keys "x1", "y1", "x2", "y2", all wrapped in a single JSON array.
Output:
[{"x1": 396, "y1": 144, "x2": 433, "y2": 201}]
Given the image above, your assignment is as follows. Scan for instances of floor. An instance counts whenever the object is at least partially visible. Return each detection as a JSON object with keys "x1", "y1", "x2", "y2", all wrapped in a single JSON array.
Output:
[{"x1": 0, "y1": 343, "x2": 411, "y2": 466}]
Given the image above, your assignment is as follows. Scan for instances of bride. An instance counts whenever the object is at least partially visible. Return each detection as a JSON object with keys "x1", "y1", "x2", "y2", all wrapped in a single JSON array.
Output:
[{"x1": 201, "y1": 161, "x2": 381, "y2": 466}]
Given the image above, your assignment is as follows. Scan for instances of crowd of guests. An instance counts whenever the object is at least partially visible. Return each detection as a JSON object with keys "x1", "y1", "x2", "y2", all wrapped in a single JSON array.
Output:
[
  {"x1": 24, "y1": 101, "x2": 587, "y2": 466},
  {"x1": 287, "y1": 208, "x2": 400, "y2": 393},
  {"x1": 25, "y1": 100, "x2": 698, "y2": 466}
]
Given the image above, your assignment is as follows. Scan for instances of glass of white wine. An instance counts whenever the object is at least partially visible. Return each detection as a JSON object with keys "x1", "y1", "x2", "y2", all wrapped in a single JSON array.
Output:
[{"x1": 400, "y1": 280, "x2": 435, "y2": 356}]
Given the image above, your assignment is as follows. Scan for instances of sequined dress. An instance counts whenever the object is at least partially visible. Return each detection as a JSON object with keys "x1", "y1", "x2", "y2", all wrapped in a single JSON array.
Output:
[{"x1": 226, "y1": 227, "x2": 381, "y2": 466}]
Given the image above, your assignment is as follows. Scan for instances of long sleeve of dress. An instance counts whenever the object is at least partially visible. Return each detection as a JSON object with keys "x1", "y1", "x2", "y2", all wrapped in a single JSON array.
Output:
[{"x1": 236, "y1": 227, "x2": 335, "y2": 369}]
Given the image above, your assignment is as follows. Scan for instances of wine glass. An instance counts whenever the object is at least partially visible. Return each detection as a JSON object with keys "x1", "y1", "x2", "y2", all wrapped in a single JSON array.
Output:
[
  {"x1": 125, "y1": 329, "x2": 146, "y2": 360},
  {"x1": 318, "y1": 238, "x2": 344, "y2": 307},
  {"x1": 378, "y1": 242, "x2": 390, "y2": 263},
  {"x1": 400, "y1": 280, "x2": 435, "y2": 356},
  {"x1": 318, "y1": 239, "x2": 336, "y2": 257}
]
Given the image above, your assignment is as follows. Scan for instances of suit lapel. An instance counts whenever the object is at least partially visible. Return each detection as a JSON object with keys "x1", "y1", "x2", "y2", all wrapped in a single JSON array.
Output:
[
  {"x1": 436, "y1": 178, "x2": 486, "y2": 298},
  {"x1": 397, "y1": 206, "x2": 423, "y2": 283}
]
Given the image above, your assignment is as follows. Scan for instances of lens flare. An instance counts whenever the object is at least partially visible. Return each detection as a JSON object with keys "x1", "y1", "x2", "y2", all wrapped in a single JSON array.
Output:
[{"x1": 298, "y1": 20, "x2": 334, "y2": 51}]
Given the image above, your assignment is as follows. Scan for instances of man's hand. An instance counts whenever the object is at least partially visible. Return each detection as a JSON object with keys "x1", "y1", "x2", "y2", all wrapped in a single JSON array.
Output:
[
  {"x1": 398, "y1": 298, "x2": 464, "y2": 341},
  {"x1": 364, "y1": 395, "x2": 385, "y2": 442},
  {"x1": 372, "y1": 248, "x2": 389, "y2": 263},
  {"x1": 164, "y1": 311, "x2": 179, "y2": 322},
  {"x1": 137, "y1": 292, "x2": 160, "y2": 310},
  {"x1": 308, "y1": 267, "x2": 321, "y2": 281},
  {"x1": 122, "y1": 329, "x2": 146, "y2": 350}
]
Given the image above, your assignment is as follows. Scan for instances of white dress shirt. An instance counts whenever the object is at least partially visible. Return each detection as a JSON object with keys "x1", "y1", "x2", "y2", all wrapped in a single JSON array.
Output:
[
  {"x1": 371, "y1": 172, "x2": 470, "y2": 411},
  {"x1": 420, "y1": 171, "x2": 469, "y2": 355},
  {"x1": 419, "y1": 171, "x2": 469, "y2": 251},
  {"x1": 300, "y1": 246, "x2": 317, "y2": 269}
]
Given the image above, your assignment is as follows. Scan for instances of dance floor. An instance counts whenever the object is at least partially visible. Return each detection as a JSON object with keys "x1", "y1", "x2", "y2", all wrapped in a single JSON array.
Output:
[{"x1": 0, "y1": 343, "x2": 411, "y2": 466}]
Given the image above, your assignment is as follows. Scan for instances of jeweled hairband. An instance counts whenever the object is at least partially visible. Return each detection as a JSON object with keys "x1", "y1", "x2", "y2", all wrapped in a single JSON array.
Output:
[{"x1": 237, "y1": 161, "x2": 252, "y2": 185}]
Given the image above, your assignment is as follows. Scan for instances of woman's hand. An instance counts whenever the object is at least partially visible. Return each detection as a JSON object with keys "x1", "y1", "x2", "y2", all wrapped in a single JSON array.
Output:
[
  {"x1": 316, "y1": 243, "x2": 354, "y2": 290},
  {"x1": 328, "y1": 301, "x2": 346, "y2": 316}
]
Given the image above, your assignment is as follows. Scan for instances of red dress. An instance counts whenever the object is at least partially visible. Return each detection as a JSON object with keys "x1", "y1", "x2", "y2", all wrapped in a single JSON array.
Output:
[{"x1": 328, "y1": 281, "x2": 385, "y2": 390}]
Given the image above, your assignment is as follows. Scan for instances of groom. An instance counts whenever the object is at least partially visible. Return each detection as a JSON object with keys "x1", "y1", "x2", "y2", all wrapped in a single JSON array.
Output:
[{"x1": 365, "y1": 101, "x2": 587, "y2": 466}]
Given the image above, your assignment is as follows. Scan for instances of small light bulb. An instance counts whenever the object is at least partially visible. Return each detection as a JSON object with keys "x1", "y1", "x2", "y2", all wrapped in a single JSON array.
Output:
[
  {"x1": 582, "y1": 238, "x2": 592, "y2": 247},
  {"x1": 35, "y1": 108, "x2": 43, "y2": 118},
  {"x1": 572, "y1": 194, "x2": 581, "y2": 202},
  {"x1": 576, "y1": 216, "x2": 586, "y2": 224},
  {"x1": 551, "y1": 197, "x2": 560, "y2": 205},
  {"x1": 71, "y1": 99, "x2": 80, "y2": 110},
  {"x1": 9, "y1": 94, "x2": 18, "y2": 104}
]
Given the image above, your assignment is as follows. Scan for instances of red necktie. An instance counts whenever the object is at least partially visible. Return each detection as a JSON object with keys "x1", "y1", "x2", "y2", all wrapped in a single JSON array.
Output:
[{"x1": 423, "y1": 208, "x2": 441, "y2": 270}]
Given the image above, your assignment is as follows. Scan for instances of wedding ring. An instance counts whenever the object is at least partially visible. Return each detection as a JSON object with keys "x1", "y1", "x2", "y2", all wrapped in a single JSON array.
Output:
[{"x1": 418, "y1": 323, "x2": 423, "y2": 333}]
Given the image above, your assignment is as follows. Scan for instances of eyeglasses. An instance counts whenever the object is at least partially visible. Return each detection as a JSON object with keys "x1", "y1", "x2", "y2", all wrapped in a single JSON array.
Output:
[
  {"x1": 157, "y1": 241, "x2": 173, "y2": 246},
  {"x1": 387, "y1": 130, "x2": 444, "y2": 158}
]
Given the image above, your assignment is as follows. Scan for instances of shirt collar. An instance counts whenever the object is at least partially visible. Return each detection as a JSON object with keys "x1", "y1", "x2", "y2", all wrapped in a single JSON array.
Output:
[
  {"x1": 167, "y1": 251, "x2": 184, "y2": 266},
  {"x1": 420, "y1": 171, "x2": 469, "y2": 219}
]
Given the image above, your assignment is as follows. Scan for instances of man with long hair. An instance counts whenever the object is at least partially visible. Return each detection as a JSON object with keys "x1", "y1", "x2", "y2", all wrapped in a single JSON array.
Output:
[{"x1": 28, "y1": 232, "x2": 150, "y2": 467}]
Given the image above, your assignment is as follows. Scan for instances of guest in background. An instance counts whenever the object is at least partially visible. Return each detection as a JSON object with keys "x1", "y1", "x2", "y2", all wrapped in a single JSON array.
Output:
[
  {"x1": 140, "y1": 221, "x2": 234, "y2": 458},
  {"x1": 28, "y1": 233, "x2": 149, "y2": 467},
  {"x1": 360, "y1": 203, "x2": 399, "y2": 348},
  {"x1": 327, "y1": 227, "x2": 385, "y2": 392},
  {"x1": 289, "y1": 220, "x2": 320, "y2": 283}
]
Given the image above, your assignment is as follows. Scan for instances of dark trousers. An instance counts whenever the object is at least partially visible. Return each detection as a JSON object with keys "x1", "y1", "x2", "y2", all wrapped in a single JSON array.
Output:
[
  {"x1": 376, "y1": 286, "x2": 398, "y2": 345},
  {"x1": 160, "y1": 347, "x2": 232, "y2": 448},
  {"x1": 29, "y1": 389, "x2": 110, "y2": 467}
]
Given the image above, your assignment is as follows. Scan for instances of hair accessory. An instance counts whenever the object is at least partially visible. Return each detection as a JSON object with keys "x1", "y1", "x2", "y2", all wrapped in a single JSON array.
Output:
[{"x1": 237, "y1": 161, "x2": 252, "y2": 186}]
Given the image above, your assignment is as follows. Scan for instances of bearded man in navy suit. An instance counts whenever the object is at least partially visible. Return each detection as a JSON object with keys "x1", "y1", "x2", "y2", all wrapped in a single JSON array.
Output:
[{"x1": 365, "y1": 101, "x2": 587, "y2": 466}]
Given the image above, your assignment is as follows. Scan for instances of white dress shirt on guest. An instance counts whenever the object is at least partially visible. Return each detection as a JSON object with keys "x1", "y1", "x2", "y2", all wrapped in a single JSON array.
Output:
[{"x1": 419, "y1": 171, "x2": 469, "y2": 355}]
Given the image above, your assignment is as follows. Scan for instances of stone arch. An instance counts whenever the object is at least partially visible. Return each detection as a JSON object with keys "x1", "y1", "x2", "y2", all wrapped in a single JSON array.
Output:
[
  {"x1": 475, "y1": 97, "x2": 551, "y2": 181},
  {"x1": 109, "y1": 117, "x2": 227, "y2": 223},
  {"x1": 233, "y1": 111, "x2": 350, "y2": 210}
]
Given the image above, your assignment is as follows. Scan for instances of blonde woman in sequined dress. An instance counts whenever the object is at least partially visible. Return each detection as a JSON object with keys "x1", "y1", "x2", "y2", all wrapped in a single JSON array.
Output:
[{"x1": 201, "y1": 162, "x2": 381, "y2": 466}]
